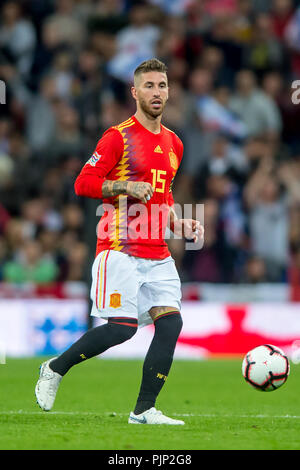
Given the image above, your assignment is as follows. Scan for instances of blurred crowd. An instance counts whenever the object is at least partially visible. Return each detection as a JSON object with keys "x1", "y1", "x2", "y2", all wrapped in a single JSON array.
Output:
[{"x1": 1, "y1": 0, "x2": 300, "y2": 286}]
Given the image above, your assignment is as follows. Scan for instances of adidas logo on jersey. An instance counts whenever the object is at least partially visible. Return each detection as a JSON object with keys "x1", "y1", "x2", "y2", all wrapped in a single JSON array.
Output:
[{"x1": 154, "y1": 145, "x2": 163, "y2": 154}]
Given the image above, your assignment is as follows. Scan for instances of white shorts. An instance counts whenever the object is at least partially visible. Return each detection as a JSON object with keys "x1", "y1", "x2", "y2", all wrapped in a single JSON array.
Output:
[{"x1": 90, "y1": 250, "x2": 181, "y2": 328}]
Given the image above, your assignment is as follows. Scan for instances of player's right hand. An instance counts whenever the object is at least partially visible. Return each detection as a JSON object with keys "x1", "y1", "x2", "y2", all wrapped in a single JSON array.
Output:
[{"x1": 127, "y1": 181, "x2": 154, "y2": 203}]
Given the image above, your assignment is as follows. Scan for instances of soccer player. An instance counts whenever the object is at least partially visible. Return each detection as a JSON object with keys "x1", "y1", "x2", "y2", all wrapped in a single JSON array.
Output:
[{"x1": 35, "y1": 58, "x2": 203, "y2": 425}]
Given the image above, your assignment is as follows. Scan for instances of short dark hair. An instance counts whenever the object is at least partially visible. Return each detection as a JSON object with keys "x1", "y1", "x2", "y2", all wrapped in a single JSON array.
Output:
[{"x1": 134, "y1": 58, "x2": 168, "y2": 83}]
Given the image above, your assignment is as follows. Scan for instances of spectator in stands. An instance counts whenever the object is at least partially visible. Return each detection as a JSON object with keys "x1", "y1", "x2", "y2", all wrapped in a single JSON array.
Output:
[
  {"x1": 241, "y1": 255, "x2": 268, "y2": 283},
  {"x1": 3, "y1": 218, "x2": 26, "y2": 259},
  {"x1": 262, "y1": 70, "x2": 285, "y2": 102},
  {"x1": 61, "y1": 203, "x2": 84, "y2": 238},
  {"x1": 99, "y1": 97, "x2": 130, "y2": 131},
  {"x1": 183, "y1": 197, "x2": 224, "y2": 283},
  {"x1": 195, "y1": 84, "x2": 248, "y2": 141},
  {"x1": 42, "y1": 0, "x2": 85, "y2": 51},
  {"x1": 244, "y1": 12, "x2": 285, "y2": 77},
  {"x1": 49, "y1": 102, "x2": 84, "y2": 163},
  {"x1": 75, "y1": 48, "x2": 103, "y2": 142},
  {"x1": 233, "y1": 0, "x2": 254, "y2": 45},
  {"x1": 38, "y1": 228, "x2": 68, "y2": 282},
  {"x1": 46, "y1": 49, "x2": 78, "y2": 101},
  {"x1": 244, "y1": 156, "x2": 289, "y2": 281},
  {"x1": 262, "y1": 71, "x2": 300, "y2": 152},
  {"x1": 0, "y1": 1, "x2": 36, "y2": 77},
  {"x1": 192, "y1": 173, "x2": 247, "y2": 282},
  {"x1": 197, "y1": 45, "x2": 233, "y2": 86},
  {"x1": 271, "y1": 0, "x2": 295, "y2": 40},
  {"x1": 203, "y1": 11, "x2": 244, "y2": 74},
  {"x1": 107, "y1": 2, "x2": 161, "y2": 83},
  {"x1": 21, "y1": 197, "x2": 63, "y2": 236},
  {"x1": 161, "y1": 81, "x2": 190, "y2": 136},
  {"x1": 7, "y1": 68, "x2": 58, "y2": 154},
  {"x1": 181, "y1": 67, "x2": 216, "y2": 176},
  {"x1": 193, "y1": 133, "x2": 249, "y2": 199},
  {"x1": 229, "y1": 69, "x2": 283, "y2": 140},
  {"x1": 2, "y1": 239, "x2": 58, "y2": 284},
  {"x1": 63, "y1": 241, "x2": 88, "y2": 281},
  {"x1": 187, "y1": 66, "x2": 214, "y2": 113},
  {"x1": 277, "y1": 159, "x2": 300, "y2": 206},
  {"x1": 40, "y1": 166, "x2": 69, "y2": 209},
  {"x1": 90, "y1": 0, "x2": 125, "y2": 19}
]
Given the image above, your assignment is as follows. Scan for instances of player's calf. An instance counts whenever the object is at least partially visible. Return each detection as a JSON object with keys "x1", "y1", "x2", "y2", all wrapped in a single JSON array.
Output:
[
  {"x1": 133, "y1": 311, "x2": 182, "y2": 415},
  {"x1": 49, "y1": 318, "x2": 138, "y2": 376}
]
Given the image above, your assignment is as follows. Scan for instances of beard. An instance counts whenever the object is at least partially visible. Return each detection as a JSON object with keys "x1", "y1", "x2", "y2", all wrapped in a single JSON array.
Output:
[{"x1": 138, "y1": 96, "x2": 166, "y2": 119}]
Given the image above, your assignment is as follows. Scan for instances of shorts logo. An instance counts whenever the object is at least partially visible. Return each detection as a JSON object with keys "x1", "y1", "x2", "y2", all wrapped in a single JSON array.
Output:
[
  {"x1": 169, "y1": 149, "x2": 178, "y2": 170},
  {"x1": 86, "y1": 152, "x2": 101, "y2": 167},
  {"x1": 109, "y1": 292, "x2": 121, "y2": 308}
]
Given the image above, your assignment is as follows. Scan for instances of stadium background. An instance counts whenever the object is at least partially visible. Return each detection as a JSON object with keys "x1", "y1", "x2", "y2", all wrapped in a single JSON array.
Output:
[{"x1": 1, "y1": 0, "x2": 300, "y2": 360}]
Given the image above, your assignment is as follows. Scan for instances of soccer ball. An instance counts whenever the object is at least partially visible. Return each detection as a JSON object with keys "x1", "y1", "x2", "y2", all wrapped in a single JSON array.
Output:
[{"x1": 242, "y1": 344, "x2": 290, "y2": 392}]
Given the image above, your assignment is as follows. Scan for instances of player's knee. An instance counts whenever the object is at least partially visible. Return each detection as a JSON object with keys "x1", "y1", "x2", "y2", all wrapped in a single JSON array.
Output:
[
  {"x1": 170, "y1": 313, "x2": 183, "y2": 338},
  {"x1": 155, "y1": 313, "x2": 183, "y2": 340},
  {"x1": 106, "y1": 322, "x2": 137, "y2": 343}
]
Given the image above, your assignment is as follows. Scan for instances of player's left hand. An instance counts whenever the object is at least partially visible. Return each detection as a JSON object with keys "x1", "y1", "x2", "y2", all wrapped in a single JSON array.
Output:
[{"x1": 173, "y1": 219, "x2": 204, "y2": 243}]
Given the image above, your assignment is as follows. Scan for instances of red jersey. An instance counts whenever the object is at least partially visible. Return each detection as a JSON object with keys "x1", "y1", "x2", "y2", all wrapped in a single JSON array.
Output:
[{"x1": 75, "y1": 115, "x2": 183, "y2": 259}]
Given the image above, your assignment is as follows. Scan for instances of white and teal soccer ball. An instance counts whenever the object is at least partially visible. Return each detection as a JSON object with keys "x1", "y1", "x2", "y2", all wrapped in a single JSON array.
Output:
[{"x1": 242, "y1": 344, "x2": 290, "y2": 392}]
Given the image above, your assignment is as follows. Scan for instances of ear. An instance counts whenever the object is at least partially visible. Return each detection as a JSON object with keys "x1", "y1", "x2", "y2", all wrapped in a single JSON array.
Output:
[{"x1": 131, "y1": 86, "x2": 137, "y2": 101}]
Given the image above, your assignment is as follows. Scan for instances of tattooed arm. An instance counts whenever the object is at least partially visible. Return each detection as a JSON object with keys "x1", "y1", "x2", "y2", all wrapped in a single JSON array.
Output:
[{"x1": 102, "y1": 180, "x2": 154, "y2": 204}]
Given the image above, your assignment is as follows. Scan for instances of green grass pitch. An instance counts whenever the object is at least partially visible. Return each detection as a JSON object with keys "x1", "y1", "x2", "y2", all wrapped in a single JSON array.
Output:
[{"x1": 0, "y1": 357, "x2": 299, "y2": 450}]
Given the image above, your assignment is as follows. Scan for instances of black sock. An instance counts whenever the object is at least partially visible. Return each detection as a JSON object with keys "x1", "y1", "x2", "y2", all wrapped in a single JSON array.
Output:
[
  {"x1": 50, "y1": 317, "x2": 137, "y2": 376},
  {"x1": 134, "y1": 312, "x2": 182, "y2": 415}
]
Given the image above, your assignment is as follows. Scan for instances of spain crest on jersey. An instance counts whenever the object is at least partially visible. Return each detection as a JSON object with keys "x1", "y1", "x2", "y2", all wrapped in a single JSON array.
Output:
[
  {"x1": 169, "y1": 149, "x2": 178, "y2": 170},
  {"x1": 109, "y1": 292, "x2": 122, "y2": 308}
]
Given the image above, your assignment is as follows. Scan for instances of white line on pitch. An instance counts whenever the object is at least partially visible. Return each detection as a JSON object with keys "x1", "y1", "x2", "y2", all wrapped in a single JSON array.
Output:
[
  {"x1": 0, "y1": 411, "x2": 300, "y2": 419},
  {"x1": 172, "y1": 413, "x2": 300, "y2": 419},
  {"x1": 0, "y1": 411, "x2": 121, "y2": 416}
]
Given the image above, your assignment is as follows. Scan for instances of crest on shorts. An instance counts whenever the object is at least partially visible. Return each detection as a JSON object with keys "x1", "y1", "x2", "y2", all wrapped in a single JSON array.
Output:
[
  {"x1": 109, "y1": 292, "x2": 121, "y2": 308},
  {"x1": 169, "y1": 149, "x2": 178, "y2": 170}
]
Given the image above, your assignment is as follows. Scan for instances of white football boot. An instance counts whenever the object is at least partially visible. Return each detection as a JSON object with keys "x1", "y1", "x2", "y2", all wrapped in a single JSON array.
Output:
[
  {"x1": 35, "y1": 358, "x2": 62, "y2": 411},
  {"x1": 128, "y1": 407, "x2": 185, "y2": 425}
]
